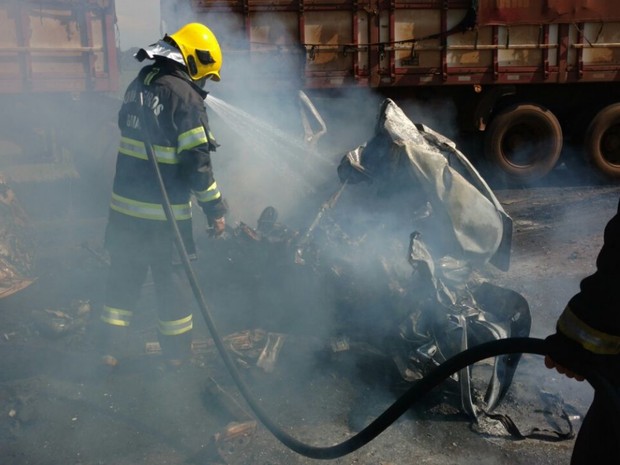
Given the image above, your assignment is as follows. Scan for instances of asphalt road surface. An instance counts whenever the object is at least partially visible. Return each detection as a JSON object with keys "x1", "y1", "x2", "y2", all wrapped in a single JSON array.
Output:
[{"x1": 0, "y1": 178, "x2": 618, "y2": 465}]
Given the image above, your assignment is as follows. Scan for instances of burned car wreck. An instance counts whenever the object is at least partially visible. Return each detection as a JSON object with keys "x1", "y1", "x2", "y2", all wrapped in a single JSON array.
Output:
[{"x1": 203, "y1": 98, "x2": 531, "y2": 426}]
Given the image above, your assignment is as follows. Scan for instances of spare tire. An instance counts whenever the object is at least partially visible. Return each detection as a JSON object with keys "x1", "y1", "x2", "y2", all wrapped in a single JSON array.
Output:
[
  {"x1": 584, "y1": 103, "x2": 620, "y2": 179},
  {"x1": 484, "y1": 104, "x2": 563, "y2": 183}
]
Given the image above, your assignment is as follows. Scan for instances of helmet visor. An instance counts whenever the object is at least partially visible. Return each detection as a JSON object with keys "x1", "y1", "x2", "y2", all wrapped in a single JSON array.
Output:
[{"x1": 196, "y1": 49, "x2": 216, "y2": 65}]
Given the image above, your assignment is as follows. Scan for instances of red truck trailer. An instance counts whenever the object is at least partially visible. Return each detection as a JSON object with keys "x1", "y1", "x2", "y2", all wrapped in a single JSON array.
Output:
[
  {"x1": 0, "y1": 0, "x2": 119, "y2": 195},
  {"x1": 161, "y1": 0, "x2": 620, "y2": 184}
]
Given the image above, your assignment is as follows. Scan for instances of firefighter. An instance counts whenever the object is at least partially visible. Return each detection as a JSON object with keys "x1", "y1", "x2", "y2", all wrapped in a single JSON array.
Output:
[
  {"x1": 97, "y1": 23, "x2": 228, "y2": 369},
  {"x1": 545, "y1": 199, "x2": 620, "y2": 464}
]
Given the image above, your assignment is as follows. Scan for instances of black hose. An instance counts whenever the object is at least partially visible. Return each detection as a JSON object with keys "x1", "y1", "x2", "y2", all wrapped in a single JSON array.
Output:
[
  {"x1": 138, "y1": 92, "x2": 617, "y2": 459},
  {"x1": 299, "y1": 337, "x2": 547, "y2": 459}
]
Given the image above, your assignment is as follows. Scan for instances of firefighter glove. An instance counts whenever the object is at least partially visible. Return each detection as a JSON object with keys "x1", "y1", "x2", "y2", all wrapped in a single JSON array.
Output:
[{"x1": 544, "y1": 332, "x2": 592, "y2": 381}]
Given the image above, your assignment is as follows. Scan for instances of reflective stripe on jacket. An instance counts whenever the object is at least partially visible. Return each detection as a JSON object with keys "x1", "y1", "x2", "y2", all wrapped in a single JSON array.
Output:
[
  {"x1": 119, "y1": 136, "x2": 179, "y2": 164},
  {"x1": 558, "y1": 306, "x2": 620, "y2": 355},
  {"x1": 106, "y1": 59, "x2": 225, "y2": 253},
  {"x1": 110, "y1": 192, "x2": 191, "y2": 221}
]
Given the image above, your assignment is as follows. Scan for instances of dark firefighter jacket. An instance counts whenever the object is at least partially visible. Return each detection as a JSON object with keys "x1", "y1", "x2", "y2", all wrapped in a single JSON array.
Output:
[
  {"x1": 105, "y1": 59, "x2": 227, "y2": 256},
  {"x1": 551, "y1": 196, "x2": 620, "y2": 385}
]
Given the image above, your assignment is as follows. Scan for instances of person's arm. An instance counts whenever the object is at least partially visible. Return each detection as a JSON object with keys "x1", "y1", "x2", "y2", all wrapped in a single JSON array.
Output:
[
  {"x1": 175, "y1": 94, "x2": 227, "y2": 235},
  {"x1": 184, "y1": 144, "x2": 227, "y2": 235},
  {"x1": 546, "y1": 198, "x2": 620, "y2": 380}
]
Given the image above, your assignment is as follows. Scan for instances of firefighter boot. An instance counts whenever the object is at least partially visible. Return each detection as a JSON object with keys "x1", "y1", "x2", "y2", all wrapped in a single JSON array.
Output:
[
  {"x1": 158, "y1": 330, "x2": 193, "y2": 371},
  {"x1": 95, "y1": 320, "x2": 130, "y2": 369}
]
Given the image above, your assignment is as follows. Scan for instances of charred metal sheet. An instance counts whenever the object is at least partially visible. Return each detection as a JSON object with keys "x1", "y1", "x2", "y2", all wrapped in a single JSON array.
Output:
[
  {"x1": 325, "y1": 99, "x2": 528, "y2": 416},
  {"x1": 338, "y1": 98, "x2": 512, "y2": 270},
  {"x1": 199, "y1": 98, "x2": 529, "y2": 419}
]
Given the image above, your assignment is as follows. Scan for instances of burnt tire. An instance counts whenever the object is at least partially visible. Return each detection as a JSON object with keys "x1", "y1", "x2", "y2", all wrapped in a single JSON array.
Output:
[
  {"x1": 584, "y1": 103, "x2": 620, "y2": 179},
  {"x1": 484, "y1": 104, "x2": 562, "y2": 183}
]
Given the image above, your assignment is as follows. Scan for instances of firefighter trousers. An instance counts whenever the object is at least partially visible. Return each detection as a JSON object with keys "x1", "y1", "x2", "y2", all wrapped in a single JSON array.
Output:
[
  {"x1": 99, "y1": 235, "x2": 194, "y2": 362},
  {"x1": 571, "y1": 355, "x2": 620, "y2": 465},
  {"x1": 571, "y1": 387, "x2": 620, "y2": 464}
]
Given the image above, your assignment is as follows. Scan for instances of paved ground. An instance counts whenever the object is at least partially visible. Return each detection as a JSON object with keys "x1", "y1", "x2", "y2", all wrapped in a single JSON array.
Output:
[{"x1": 0, "y1": 172, "x2": 618, "y2": 465}]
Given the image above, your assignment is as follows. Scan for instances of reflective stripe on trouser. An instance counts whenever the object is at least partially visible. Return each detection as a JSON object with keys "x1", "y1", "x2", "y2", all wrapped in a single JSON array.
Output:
[
  {"x1": 157, "y1": 314, "x2": 193, "y2": 360},
  {"x1": 102, "y1": 226, "x2": 194, "y2": 360},
  {"x1": 101, "y1": 305, "x2": 132, "y2": 327},
  {"x1": 98, "y1": 243, "x2": 148, "y2": 359},
  {"x1": 158, "y1": 314, "x2": 193, "y2": 336}
]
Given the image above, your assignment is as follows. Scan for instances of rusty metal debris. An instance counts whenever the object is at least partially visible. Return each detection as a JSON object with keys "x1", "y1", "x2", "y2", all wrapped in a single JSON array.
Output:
[
  {"x1": 0, "y1": 174, "x2": 35, "y2": 299},
  {"x1": 203, "y1": 376, "x2": 257, "y2": 464},
  {"x1": 224, "y1": 329, "x2": 287, "y2": 373},
  {"x1": 256, "y1": 332, "x2": 286, "y2": 373},
  {"x1": 146, "y1": 329, "x2": 287, "y2": 373},
  {"x1": 33, "y1": 300, "x2": 92, "y2": 338},
  {"x1": 145, "y1": 338, "x2": 215, "y2": 355},
  {"x1": 212, "y1": 420, "x2": 257, "y2": 464}
]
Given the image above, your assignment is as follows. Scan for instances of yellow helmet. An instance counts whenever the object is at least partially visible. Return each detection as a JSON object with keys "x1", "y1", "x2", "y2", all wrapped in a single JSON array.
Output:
[{"x1": 168, "y1": 23, "x2": 222, "y2": 82}]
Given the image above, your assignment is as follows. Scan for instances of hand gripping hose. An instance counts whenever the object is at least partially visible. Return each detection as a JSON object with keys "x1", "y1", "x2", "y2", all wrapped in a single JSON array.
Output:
[{"x1": 138, "y1": 92, "x2": 619, "y2": 460}]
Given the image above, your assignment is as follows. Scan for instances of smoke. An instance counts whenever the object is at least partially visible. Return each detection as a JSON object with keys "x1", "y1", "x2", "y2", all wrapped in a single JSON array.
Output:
[
  {"x1": 203, "y1": 94, "x2": 335, "y2": 225},
  {"x1": 398, "y1": 97, "x2": 459, "y2": 143},
  {"x1": 1, "y1": 3, "x2": 612, "y2": 464},
  {"x1": 115, "y1": 1, "x2": 160, "y2": 50}
]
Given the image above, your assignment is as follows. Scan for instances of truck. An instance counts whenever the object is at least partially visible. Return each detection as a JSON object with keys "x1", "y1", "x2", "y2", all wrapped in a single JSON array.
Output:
[
  {"x1": 0, "y1": 0, "x2": 120, "y2": 217},
  {"x1": 160, "y1": 0, "x2": 620, "y2": 184}
]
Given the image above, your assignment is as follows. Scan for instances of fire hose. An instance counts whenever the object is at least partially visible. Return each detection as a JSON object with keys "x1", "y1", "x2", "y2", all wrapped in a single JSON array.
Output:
[{"x1": 138, "y1": 92, "x2": 619, "y2": 460}]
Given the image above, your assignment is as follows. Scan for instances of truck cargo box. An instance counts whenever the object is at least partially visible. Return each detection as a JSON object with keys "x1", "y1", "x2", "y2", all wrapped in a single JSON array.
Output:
[
  {"x1": 162, "y1": 0, "x2": 620, "y2": 89},
  {"x1": 161, "y1": 0, "x2": 620, "y2": 183},
  {"x1": 0, "y1": 1, "x2": 120, "y2": 220},
  {"x1": 0, "y1": 0, "x2": 119, "y2": 94}
]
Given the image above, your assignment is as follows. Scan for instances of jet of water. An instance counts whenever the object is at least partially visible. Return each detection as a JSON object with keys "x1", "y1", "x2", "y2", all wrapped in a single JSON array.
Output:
[{"x1": 205, "y1": 94, "x2": 335, "y2": 193}]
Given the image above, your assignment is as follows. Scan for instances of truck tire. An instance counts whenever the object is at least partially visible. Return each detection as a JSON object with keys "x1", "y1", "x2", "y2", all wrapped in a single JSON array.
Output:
[
  {"x1": 584, "y1": 103, "x2": 620, "y2": 179},
  {"x1": 484, "y1": 104, "x2": 562, "y2": 183}
]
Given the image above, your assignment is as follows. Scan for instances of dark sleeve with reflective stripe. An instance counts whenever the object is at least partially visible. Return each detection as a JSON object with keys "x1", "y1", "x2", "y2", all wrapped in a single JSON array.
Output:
[
  {"x1": 179, "y1": 143, "x2": 227, "y2": 219},
  {"x1": 566, "y1": 198, "x2": 620, "y2": 337},
  {"x1": 173, "y1": 85, "x2": 227, "y2": 219}
]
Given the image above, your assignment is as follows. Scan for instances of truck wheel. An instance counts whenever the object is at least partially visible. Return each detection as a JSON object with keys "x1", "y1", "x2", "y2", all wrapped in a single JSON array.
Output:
[
  {"x1": 584, "y1": 103, "x2": 620, "y2": 179},
  {"x1": 484, "y1": 104, "x2": 562, "y2": 183}
]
